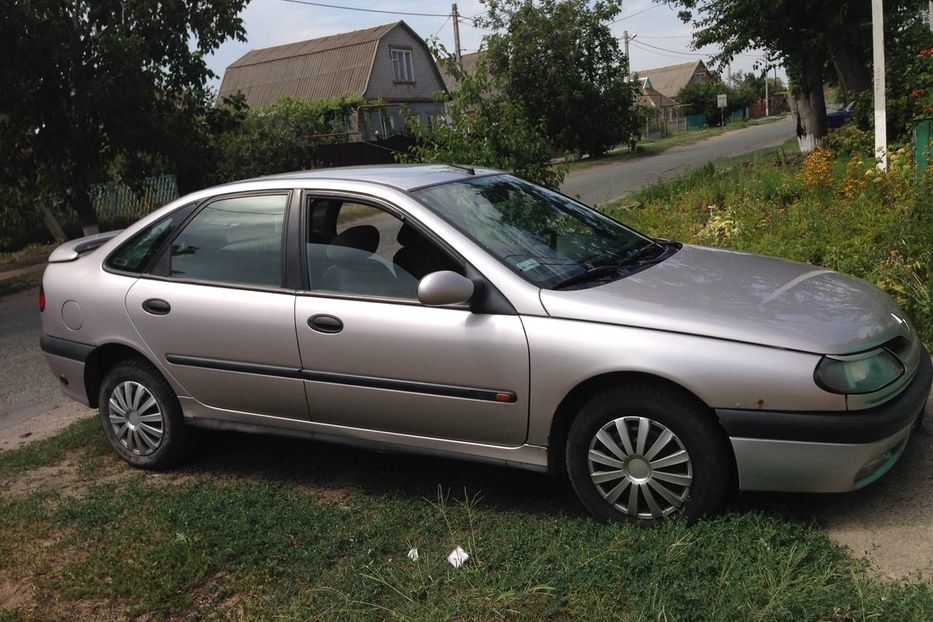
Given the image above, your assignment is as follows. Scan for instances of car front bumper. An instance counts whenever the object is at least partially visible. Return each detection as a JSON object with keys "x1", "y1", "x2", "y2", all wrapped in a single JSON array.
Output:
[{"x1": 716, "y1": 348, "x2": 931, "y2": 493}]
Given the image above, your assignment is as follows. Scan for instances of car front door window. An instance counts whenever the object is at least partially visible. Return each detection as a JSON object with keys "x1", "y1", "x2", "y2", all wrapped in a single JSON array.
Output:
[{"x1": 306, "y1": 198, "x2": 460, "y2": 300}]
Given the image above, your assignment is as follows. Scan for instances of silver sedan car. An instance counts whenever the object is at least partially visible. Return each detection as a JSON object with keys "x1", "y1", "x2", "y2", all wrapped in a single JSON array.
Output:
[{"x1": 40, "y1": 165, "x2": 931, "y2": 523}]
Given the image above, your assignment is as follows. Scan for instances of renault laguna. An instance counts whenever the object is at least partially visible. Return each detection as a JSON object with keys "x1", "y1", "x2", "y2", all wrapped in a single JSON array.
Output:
[{"x1": 40, "y1": 165, "x2": 931, "y2": 524}]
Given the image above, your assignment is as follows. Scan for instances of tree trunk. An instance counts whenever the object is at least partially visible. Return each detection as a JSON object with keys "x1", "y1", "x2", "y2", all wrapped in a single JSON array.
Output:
[
  {"x1": 830, "y1": 43, "x2": 871, "y2": 103},
  {"x1": 830, "y1": 46, "x2": 871, "y2": 104},
  {"x1": 791, "y1": 47, "x2": 828, "y2": 153},
  {"x1": 38, "y1": 203, "x2": 68, "y2": 243},
  {"x1": 71, "y1": 174, "x2": 99, "y2": 236}
]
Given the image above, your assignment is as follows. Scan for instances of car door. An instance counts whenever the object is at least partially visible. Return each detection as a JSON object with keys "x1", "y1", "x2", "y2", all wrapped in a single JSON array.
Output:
[
  {"x1": 294, "y1": 194, "x2": 530, "y2": 445},
  {"x1": 126, "y1": 191, "x2": 308, "y2": 420}
]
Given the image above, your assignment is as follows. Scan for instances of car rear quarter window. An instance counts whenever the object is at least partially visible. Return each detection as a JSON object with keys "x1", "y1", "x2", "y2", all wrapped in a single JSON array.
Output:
[
  {"x1": 169, "y1": 194, "x2": 288, "y2": 287},
  {"x1": 106, "y1": 208, "x2": 192, "y2": 273}
]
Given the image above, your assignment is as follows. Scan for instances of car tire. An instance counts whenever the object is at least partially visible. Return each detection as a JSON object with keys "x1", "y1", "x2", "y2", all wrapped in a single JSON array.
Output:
[
  {"x1": 98, "y1": 358, "x2": 194, "y2": 469},
  {"x1": 566, "y1": 382, "x2": 732, "y2": 525}
]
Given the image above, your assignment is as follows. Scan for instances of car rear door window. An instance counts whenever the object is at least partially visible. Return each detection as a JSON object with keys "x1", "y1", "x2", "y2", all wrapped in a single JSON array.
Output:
[{"x1": 170, "y1": 194, "x2": 288, "y2": 287}]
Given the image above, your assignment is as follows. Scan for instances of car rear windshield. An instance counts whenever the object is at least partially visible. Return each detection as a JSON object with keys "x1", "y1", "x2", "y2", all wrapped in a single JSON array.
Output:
[{"x1": 413, "y1": 175, "x2": 654, "y2": 288}]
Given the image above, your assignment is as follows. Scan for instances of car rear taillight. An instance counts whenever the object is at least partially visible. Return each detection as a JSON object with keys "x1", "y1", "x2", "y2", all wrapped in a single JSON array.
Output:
[{"x1": 38, "y1": 284, "x2": 46, "y2": 312}]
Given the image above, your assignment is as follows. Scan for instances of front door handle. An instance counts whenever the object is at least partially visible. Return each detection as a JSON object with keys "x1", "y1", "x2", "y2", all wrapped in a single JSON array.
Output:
[
  {"x1": 142, "y1": 298, "x2": 171, "y2": 316},
  {"x1": 308, "y1": 314, "x2": 343, "y2": 334}
]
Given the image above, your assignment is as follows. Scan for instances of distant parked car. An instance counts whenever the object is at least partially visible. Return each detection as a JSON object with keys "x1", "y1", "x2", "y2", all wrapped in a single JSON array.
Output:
[
  {"x1": 826, "y1": 101, "x2": 855, "y2": 129},
  {"x1": 40, "y1": 165, "x2": 930, "y2": 523}
]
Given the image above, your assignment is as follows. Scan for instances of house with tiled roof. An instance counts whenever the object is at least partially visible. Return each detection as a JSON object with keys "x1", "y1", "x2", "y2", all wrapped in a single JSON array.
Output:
[
  {"x1": 218, "y1": 21, "x2": 448, "y2": 124},
  {"x1": 634, "y1": 60, "x2": 714, "y2": 100}
]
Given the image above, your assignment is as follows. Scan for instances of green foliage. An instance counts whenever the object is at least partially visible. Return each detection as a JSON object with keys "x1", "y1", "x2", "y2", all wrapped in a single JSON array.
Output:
[
  {"x1": 609, "y1": 142, "x2": 933, "y2": 344},
  {"x1": 677, "y1": 79, "x2": 731, "y2": 126},
  {"x1": 480, "y1": 0, "x2": 638, "y2": 157},
  {"x1": 405, "y1": 53, "x2": 565, "y2": 188},
  {"x1": 210, "y1": 95, "x2": 365, "y2": 183},
  {"x1": 0, "y1": 0, "x2": 248, "y2": 231},
  {"x1": 826, "y1": 123, "x2": 874, "y2": 158}
]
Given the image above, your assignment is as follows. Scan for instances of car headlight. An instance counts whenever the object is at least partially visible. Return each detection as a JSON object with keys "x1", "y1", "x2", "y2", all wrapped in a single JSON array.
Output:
[{"x1": 814, "y1": 348, "x2": 904, "y2": 394}]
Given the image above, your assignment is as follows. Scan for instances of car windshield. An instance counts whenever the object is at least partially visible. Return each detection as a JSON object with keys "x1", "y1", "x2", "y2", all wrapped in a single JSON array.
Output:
[{"x1": 413, "y1": 174, "x2": 657, "y2": 288}]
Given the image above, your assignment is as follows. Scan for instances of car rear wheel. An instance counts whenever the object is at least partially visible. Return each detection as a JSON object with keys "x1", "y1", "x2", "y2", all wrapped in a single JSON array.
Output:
[
  {"x1": 98, "y1": 359, "x2": 193, "y2": 469},
  {"x1": 566, "y1": 383, "x2": 731, "y2": 524}
]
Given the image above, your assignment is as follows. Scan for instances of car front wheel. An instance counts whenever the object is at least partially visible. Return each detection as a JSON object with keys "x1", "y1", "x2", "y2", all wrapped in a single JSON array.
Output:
[
  {"x1": 566, "y1": 382, "x2": 732, "y2": 524},
  {"x1": 98, "y1": 359, "x2": 194, "y2": 469}
]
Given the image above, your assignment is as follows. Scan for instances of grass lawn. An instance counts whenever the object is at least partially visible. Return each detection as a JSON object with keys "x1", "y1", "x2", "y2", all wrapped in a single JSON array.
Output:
[
  {"x1": 0, "y1": 243, "x2": 51, "y2": 300},
  {"x1": 0, "y1": 269, "x2": 43, "y2": 300},
  {"x1": 566, "y1": 115, "x2": 786, "y2": 172},
  {"x1": 0, "y1": 244, "x2": 54, "y2": 274},
  {"x1": 0, "y1": 416, "x2": 930, "y2": 621}
]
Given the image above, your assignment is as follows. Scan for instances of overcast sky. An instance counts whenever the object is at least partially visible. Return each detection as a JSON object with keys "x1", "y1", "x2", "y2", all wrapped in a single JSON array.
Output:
[{"x1": 204, "y1": 0, "x2": 785, "y2": 89}]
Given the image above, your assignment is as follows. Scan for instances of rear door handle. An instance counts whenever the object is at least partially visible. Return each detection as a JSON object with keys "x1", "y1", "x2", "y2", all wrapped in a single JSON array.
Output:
[
  {"x1": 142, "y1": 298, "x2": 171, "y2": 316},
  {"x1": 308, "y1": 314, "x2": 343, "y2": 334}
]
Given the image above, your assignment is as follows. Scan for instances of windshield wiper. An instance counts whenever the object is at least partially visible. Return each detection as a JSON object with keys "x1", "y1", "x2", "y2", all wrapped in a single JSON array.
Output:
[
  {"x1": 618, "y1": 240, "x2": 666, "y2": 265},
  {"x1": 551, "y1": 264, "x2": 625, "y2": 290}
]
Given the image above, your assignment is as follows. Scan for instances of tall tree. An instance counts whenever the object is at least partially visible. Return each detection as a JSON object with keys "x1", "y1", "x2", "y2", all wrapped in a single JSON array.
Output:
[
  {"x1": 670, "y1": 0, "x2": 927, "y2": 152},
  {"x1": 406, "y1": 51, "x2": 565, "y2": 188},
  {"x1": 479, "y1": 0, "x2": 638, "y2": 157},
  {"x1": 0, "y1": 0, "x2": 248, "y2": 235}
]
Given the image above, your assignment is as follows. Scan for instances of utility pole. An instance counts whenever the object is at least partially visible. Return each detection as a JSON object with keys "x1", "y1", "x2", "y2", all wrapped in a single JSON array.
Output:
[
  {"x1": 929, "y1": 1, "x2": 933, "y2": 33},
  {"x1": 451, "y1": 3, "x2": 462, "y2": 67},
  {"x1": 765, "y1": 68, "x2": 770, "y2": 117},
  {"x1": 623, "y1": 31, "x2": 636, "y2": 78},
  {"x1": 871, "y1": 0, "x2": 887, "y2": 171}
]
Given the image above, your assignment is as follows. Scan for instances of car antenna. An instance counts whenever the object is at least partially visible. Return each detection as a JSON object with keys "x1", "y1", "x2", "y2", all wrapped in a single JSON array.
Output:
[{"x1": 448, "y1": 163, "x2": 475, "y2": 175}]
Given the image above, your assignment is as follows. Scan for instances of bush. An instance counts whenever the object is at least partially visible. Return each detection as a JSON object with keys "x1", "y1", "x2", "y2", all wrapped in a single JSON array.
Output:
[
  {"x1": 211, "y1": 95, "x2": 365, "y2": 183},
  {"x1": 826, "y1": 124, "x2": 873, "y2": 158}
]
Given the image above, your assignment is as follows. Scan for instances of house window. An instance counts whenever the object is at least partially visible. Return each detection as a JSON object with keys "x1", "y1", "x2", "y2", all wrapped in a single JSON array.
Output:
[
  {"x1": 695, "y1": 71, "x2": 707, "y2": 83},
  {"x1": 391, "y1": 48, "x2": 414, "y2": 82}
]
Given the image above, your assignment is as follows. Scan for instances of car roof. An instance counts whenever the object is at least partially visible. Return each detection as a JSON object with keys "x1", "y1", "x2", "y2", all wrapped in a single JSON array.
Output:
[{"x1": 229, "y1": 164, "x2": 504, "y2": 192}]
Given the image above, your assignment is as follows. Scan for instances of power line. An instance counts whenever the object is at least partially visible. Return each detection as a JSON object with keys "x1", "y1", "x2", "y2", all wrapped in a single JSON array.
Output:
[
  {"x1": 632, "y1": 39, "x2": 707, "y2": 57},
  {"x1": 629, "y1": 40, "x2": 705, "y2": 62},
  {"x1": 612, "y1": 5, "x2": 661, "y2": 23},
  {"x1": 432, "y1": 14, "x2": 452, "y2": 38},
  {"x1": 278, "y1": 0, "x2": 450, "y2": 18},
  {"x1": 632, "y1": 38, "x2": 764, "y2": 62}
]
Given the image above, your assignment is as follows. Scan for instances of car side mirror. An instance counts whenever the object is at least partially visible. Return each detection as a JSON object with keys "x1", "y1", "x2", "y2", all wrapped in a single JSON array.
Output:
[{"x1": 417, "y1": 271, "x2": 475, "y2": 306}]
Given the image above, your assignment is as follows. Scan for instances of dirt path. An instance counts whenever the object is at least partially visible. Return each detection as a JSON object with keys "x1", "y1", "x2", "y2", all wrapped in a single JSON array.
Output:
[{"x1": 0, "y1": 403, "x2": 94, "y2": 452}]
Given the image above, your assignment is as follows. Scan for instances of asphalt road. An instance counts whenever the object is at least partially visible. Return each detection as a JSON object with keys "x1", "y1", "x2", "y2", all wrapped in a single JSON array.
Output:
[
  {"x1": 561, "y1": 115, "x2": 796, "y2": 206},
  {"x1": 0, "y1": 287, "x2": 66, "y2": 428}
]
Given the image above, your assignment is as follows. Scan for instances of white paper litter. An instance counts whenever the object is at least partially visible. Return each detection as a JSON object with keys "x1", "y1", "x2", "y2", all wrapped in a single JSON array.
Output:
[
  {"x1": 447, "y1": 546, "x2": 470, "y2": 568},
  {"x1": 407, "y1": 547, "x2": 419, "y2": 562}
]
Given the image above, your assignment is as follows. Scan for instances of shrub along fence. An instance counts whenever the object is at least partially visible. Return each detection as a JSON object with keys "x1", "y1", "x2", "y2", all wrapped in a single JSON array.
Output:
[{"x1": 90, "y1": 175, "x2": 177, "y2": 228}]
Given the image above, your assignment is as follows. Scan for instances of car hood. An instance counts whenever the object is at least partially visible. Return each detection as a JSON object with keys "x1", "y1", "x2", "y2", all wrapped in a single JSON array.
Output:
[{"x1": 539, "y1": 244, "x2": 911, "y2": 354}]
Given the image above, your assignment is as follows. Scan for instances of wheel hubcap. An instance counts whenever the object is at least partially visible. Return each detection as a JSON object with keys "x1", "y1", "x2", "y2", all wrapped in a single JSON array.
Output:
[
  {"x1": 587, "y1": 416, "x2": 693, "y2": 520},
  {"x1": 108, "y1": 381, "x2": 164, "y2": 456}
]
